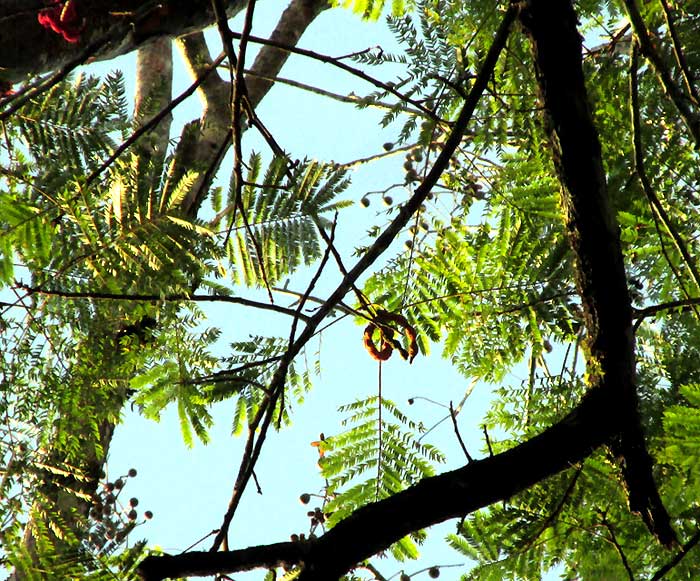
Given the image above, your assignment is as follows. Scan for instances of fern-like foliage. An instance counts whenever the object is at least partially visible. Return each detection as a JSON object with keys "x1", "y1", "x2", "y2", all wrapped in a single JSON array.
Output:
[
  {"x1": 321, "y1": 396, "x2": 444, "y2": 560},
  {"x1": 96, "y1": 153, "x2": 217, "y2": 286},
  {"x1": 129, "y1": 308, "x2": 220, "y2": 446},
  {"x1": 14, "y1": 72, "x2": 129, "y2": 176},
  {"x1": 0, "y1": 71, "x2": 218, "y2": 293},
  {"x1": 224, "y1": 154, "x2": 351, "y2": 286},
  {"x1": 215, "y1": 336, "x2": 315, "y2": 435},
  {"x1": 349, "y1": 1, "x2": 462, "y2": 144},
  {"x1": 364, "y1": 173, "x2": 576, "y2": 382}
]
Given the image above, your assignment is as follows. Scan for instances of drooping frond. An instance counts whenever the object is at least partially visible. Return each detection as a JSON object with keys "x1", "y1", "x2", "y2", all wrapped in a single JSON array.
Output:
[
  {"x1": 225, "y1": 154, "x2": 351, "y2": 286},
  {"x1": 321, "y1": 396, "x2": 444, "y2": 560},
  {"x1": 129, "y1": 309, "x2": 220, "y2": 446},
  {"x1": 13, "y1": 72, "x2": 129, "y2": 176},
  {"x1": 198, "y1": 335, "x2": 317, "y2": 435}
]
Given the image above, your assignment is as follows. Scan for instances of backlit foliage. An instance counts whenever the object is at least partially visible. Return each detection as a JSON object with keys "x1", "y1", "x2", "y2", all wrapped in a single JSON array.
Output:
[{"x1": 2, "y1": 0, "x2": 700, "y2": 579}]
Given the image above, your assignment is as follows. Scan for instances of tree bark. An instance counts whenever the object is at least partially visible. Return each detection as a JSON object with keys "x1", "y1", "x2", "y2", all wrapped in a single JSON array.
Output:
[
  {"x1": 6, "y1": 1, "x2": 329, "y2": 578},
  {"x1": 519, "y1": 0, "x2": 675, "y2": 548},
  {"x1": 0, "y1": 0, "x2": 246, "y2": 84},
  {"x1": 137, "y1": 387, "x2": 612, "y2": 581},
  {"x1": 136, "y1": 1, "x2": 677, "y2": 578}
]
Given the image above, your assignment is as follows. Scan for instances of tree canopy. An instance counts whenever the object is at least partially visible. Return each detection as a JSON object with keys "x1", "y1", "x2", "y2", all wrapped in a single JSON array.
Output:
[{"x1": 1, "y1": 0, "x2": 700, "y2": 579}]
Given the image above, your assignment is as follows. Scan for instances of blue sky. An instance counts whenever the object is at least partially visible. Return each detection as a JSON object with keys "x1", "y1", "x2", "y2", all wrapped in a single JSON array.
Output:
[{"x1": 95, "y1": 4, "x2": 544, "y2": 580}]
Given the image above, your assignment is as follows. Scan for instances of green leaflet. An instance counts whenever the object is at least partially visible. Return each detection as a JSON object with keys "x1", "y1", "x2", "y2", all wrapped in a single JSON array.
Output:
[
  {"x1": 321, "y1": 396, "x2": 443, "y2": 561},
  {"x1": 224, "y1": 153, "x2": 351, "y2": 287}
]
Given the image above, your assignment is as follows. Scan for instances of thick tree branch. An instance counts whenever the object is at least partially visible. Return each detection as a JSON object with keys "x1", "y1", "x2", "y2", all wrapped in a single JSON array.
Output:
[
  {"x1": 137, "y1": 5, "x2": 518, "y2": 578},
  {"x1": 622, "y1": 0, "x2": 700, "y2": 148},
  {"x1": 175, "y1": 0, "x2": 329, "y2": 216},
  {"x1": 650, "y1": 529, "x2": 700, "y2": 581},
  {"x1": 134, "y1": 37, "x2": 173, "y2": 158},
  {"x1": 0, "y1": 0, "x2": 246, "y2": 83},
  {"x1": 136, "y1": 386, "x2": 612, "y2": 581},
  {"x1": 519, "y1": 0, "x2": 676, "y2": 547},
  {"x1": 245, "y1": 0, "x2": 329, "y2": 106}
]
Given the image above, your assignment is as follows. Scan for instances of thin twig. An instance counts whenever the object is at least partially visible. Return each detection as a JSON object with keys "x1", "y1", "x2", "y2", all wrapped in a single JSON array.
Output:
[
  {"x1": 181, "y1": 529, "x2": 220, "y2": 554},
  {"x1": 601, "y1": 512, "x2": 635, "y2": 580},
  {"x1": 13, "y1": 283, "x2": 309, "y2": 321},
  {"x1": 242, "y1": 70, "x2": 423, "y2": 117},
  {"x1": 650, "y1": 528, "x2": 700, "y2": 580},
  {"x1": 448, "y1": 402, "x2": 473, "y2": 462},
  {"x1": 482, "y1": 425, "x2": 494, "y2": 457},
  {"x1": 522, "y1": 465, "x2": 582, "y2": 551},
  {"x1": 314, "y1": 218, "x2": 372, "y2": 313},
  {"x1": 278, "y1": 216, "x2": 338, "y2": 426},
  {"x1": 191, "y1": 356, "x2": 282, "y2": 386},
  {"x1": 659, "y1": 0, "x2": 699, "y2": 105},
  {"x1": 223, "y1": 32, "x2": 441, "y2": 124},
  {"x1": 212, "y1": 0, "x2": 273, "y2": 302},
  {"x1": 629, "y1": 44, "x2": 700, "y2": 294},
  {"x1": 252, "y1": 470, "x2": 263, "y2": 495},
  {"x1": 360, "y1": 562, "x2": 388, "y2": 581},
  {"x1": 634, "y1": 297, "x2": 700, "y2": 321},
  {"x1": 271, "y1": 286, "x2": 359, "y2": 317}
]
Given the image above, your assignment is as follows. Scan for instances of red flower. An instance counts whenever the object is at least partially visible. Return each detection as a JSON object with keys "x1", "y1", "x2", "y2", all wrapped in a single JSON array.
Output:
[
  {"x1": 37, "y1": 0, "x2": 82, "y2": 43},
  {"x1": 0, "y1": 80, "x2": 15, "y2": 98}
]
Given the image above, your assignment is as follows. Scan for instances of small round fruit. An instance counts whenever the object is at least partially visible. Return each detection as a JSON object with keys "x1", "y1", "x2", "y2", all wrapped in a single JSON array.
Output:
[
  {"x1": 299, "y1": 493, "x2": 311, "y2": 505},
  {"x1": 428, "y1": 566, "x2": 440, "y2": 578},
  {"x1": 406, "y1": 170, "x2": 419, "y2": 184},
  {"x1": 383, "y1": 142, "x2": 394, "y2": 151},
  {"x1": 129, "y1": 497, "x2": 139, "y2": 507},
  {"x1": 127, "y1": 509, "x2": 138, "y2": 521},
  {"x1": 144, "y1": 510, "x2": 153, "y2": 520},
  {"x1": 360, "y1": 197, "x2": 370, "y2": 208},
  {"x1": 382, "y1": 195, "x2": 393, "y2": 206},
  {"x1": 128, "y1": 468, "x2": 137, "y2": 477}
]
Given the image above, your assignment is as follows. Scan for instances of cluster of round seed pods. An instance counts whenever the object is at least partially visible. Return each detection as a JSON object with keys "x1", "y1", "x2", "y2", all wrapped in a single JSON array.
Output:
[
  {"x1": 86, "y1": 468, "x2": 152, "y2": 552},
  {"x1": 305, "y1": 506, "x2": 325, "y2": 528},
  {"x1": 359, "y1": 193, "x2": 394, "y2": 208},
  {"x1": 295, "y1": 487, "x2": 333, "y2": 541},
  {"x1": 403, "y1": 149, "x2": 423, "y2": 185}
]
